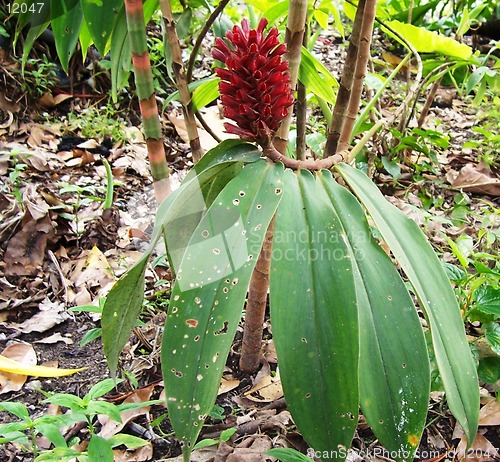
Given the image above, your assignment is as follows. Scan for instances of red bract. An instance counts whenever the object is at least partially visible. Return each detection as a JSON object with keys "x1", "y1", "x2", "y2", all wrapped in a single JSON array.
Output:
[{"x1": 212, "y1": 18, "x2": 294, "y2": 146}]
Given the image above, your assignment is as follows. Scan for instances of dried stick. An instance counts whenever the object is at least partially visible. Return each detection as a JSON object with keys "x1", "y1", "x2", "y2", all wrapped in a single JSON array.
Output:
[
  {"x1": 159, "y1": 0, "x2": 204, "y2": 162},
  {"x1": 324, "y1": 0, "x2": 366, "y2": 156},
  {"x1": 336, "y1": 0, "x2": 377, "y2": 153}
]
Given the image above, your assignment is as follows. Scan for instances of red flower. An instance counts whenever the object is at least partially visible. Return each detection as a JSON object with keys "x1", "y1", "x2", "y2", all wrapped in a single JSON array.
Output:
[{"x1": 212, "y1": 18, "x2": 294, "y2": 146}]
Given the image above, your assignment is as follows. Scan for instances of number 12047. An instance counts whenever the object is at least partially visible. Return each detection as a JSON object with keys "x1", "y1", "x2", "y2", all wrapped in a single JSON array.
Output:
[{"x1": 7, "y1": 3, "x2": 45, "y2": 14}]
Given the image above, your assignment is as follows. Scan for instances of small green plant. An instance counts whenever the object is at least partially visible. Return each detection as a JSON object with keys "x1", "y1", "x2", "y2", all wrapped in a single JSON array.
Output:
[
  {"x1": 463, "y1": 123, "x2": 500, "y2": 168},
  {"x1": 63, "y1": 104, "x2": 129, "y2": 144},
  {"x1": 16, "y1": 57, "x2": 58, "y2": 98},
  {"x1": 0, "y1": 378, "x2": 156, "y2": 462}
]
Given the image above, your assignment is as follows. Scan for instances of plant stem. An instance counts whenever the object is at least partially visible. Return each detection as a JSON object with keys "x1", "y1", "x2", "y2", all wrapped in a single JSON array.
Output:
[
  {"x1": 296, "y1": 24, "x2": 309, "y2": 161},
  {"x1": 324, "y1": 0, "x2": 366, "y2": 157},
  {"x1": 336, "y1": 0, "x2": 376, "y2": 153},
  {"x1": 274, "y1": 0, "x2": 308, "y2": 154},
  {"x1": 102, "y1": 159, "x2": 114, "y2": 210},
  {"x1": 159, "y1": 0, "x2": 204, "y2": 163},
  {"x1": 240, "y1": 220, "x2": 274, "y2": 373},
  {"x1": 124, "y1": 0, "x2": 171, "y2": 203}
]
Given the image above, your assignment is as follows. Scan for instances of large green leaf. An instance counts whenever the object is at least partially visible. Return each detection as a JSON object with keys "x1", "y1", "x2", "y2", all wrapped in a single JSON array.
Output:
[
  {"x1": 383, "y1": 21, "x2": 472, "y2": 59},
  {"x1": 299, "y1": 47, "x2": 338, "y2": 105},
  {"x1": 81, "y1": 0, "x2": 122, "y2": 55},
  {"x1": 270, "y1": 169, "x2": 358, "y2": 460},
  {"x1": 51, "y1": 0, "x2": 83, "y2": 72},
  {"x1": 319, "y1": 171, "x2": 429, "y2": 460},
  {"x1": 163, "y1": 160, "x2": 284, "y2": 457},
  {"x1": 102, "y1": 143, "x2": 260, "y2": 376},
  {"x1": 336, "y1": 163, "x2": 479, "y2": 443}
]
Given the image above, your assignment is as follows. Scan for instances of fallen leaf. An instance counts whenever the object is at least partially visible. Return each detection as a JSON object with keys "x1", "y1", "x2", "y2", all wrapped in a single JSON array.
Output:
[
  {"x1": 478, "y1": 398, "x2": 500, "y2": 426},
  {"x1": 0, "y1": 342, "x2": 37, "y2": 393},
  {"x1": 4, "y1": 214, "x2": 55, "y2": 276},
  {"x1": 455, "y1": 433, "x2": 498, "y2": 462},
  {"x1": 113, "y1": 442, "x2": 153, "y2": 462},
  {"x1": 8, "y1": 298, "x2": 69, "y2": 334},
  {"x1": 219, "y1": 375, "x2": 240, "y2": 395},
  {"x1": 450, "y1": 163, "x2": 500, "y2": 196},
  {"x1": 34, "y1": 333, "x2": 74, "y2": 345},
  {"x1": 0, "y1": 354, "x2": 85, "y2": 377},
  {"x1": 99, "y1": 385, "x2": 155, "y2": 439}
]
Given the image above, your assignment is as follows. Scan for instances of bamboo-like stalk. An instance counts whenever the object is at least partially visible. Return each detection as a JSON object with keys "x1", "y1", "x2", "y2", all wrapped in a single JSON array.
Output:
[
  {"x1": 336, "y1": 0, "x2": 377, "y2": 153},
  {"x1": 324, "y1": 0, "x2": 366, "y2": 157},
  {"x1": 273, "y1": 0, "x2": 308, "y2": 154},
  {"x1": 124, "y1": 0, "x2": 171, "y2": 203},
  {"x1": 159, "y1": 0, "x2": 204, "y2": 163}
]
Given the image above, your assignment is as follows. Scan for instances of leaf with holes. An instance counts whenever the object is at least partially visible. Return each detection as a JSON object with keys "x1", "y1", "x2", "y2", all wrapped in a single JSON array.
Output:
[
  {"x1": 270, "y1": 168, "x2": 358, "y2": 457},
  {"x1": 162, "y1": 160, "x2": 284, "y2": 456},
  {"x1": 103, "y1": 145, "x2": 259, "y2": 376},
  {"x1": 337, "y1": 163, "x2": 479, "y2": 444},
  {"x1": 320, "y1": 170, "x2": 429, "y2": 460}
]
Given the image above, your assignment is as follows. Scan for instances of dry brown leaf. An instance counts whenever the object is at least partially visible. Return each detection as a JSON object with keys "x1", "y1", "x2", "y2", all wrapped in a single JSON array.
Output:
[
  {"x1": 72, "y1": 246, "x2": 115, "y2": 289},
  {"x1": 451, "y1": 163, "x2": 500, "y2": 196},
  {"x1": 98, "y1": 384, "x2": 155, "y2": 439},
  {"x1": 34, "y1": 333, "x2": 73, "y2": 345},
  {"x1": 4, "y1": 214, "x2": 55, "y2": 276},
  {"x1": 113, "y1": 442, "x2": 153, "y2": 462},
  {"x1": 455, "y1": 433, "x2": 498, "y2": 462},
  {"x1": 0, "y1": 342, "x2": 36, "y2": 394},
  {"x1": 219, "y1": 375, "x2": 240, "y2": 395},
  {"x1": 244, "y1": 364, "x2": 283, "y2": 403},
  {"x1": 478, "y1": 398, "x2": 500, "y2": 426},
  {"x1": 9, "y1": 299, "x2": 69, "y2": 334}
]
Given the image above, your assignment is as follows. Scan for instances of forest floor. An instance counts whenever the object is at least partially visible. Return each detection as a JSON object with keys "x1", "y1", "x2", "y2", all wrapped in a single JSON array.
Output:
[{"x1": 0, "y1": 30, "x2": 499, "y2": 462}]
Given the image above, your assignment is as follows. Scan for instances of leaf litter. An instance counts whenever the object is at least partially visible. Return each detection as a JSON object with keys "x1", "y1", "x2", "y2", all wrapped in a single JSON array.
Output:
[{"x1": 0, "y1": 31, "x2": 499, "y2": 462}]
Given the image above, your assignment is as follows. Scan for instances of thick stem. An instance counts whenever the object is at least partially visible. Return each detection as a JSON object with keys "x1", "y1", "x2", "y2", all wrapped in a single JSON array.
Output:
[
  {"x1": 124, "y1": 0, "x2": 171, "y2": 202},
  {"x1": 336, "y1": 0, "x2": 377, "y2": 153},
  {"x1": 273, "y1": 0, "x2": 308, "y2": 154},
  {"x1": 296, "y1": 25, "x2": 309, "y2": 161},
  {"x1": 240, "y1": 220, "x2": 274, "y2": 373},
  {"x1": 159, "y1": 0, "x2": 204, "y2": 163},
  {"x1": 324, "y1": 0, "x2": 366, "y2": 156}
]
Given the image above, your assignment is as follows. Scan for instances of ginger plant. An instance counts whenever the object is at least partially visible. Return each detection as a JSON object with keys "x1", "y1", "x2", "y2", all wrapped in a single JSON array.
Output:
[{"x1": 102, "y1": 2, "x2": 479, "y2": 461}]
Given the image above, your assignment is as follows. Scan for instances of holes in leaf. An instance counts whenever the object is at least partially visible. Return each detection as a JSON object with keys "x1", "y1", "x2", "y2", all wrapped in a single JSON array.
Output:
[
  {"x1": 402, "y1": 363, "x2": 407, "y2": 369},
  {"x1": 232, "y1": 278, "x2": 239, "y2": 285},
  {"x1": 171, "y1": 369, "x2": 183, "y2": 378},
  {"x1": 194, "y1": 335, "x2": 200, "y2": 342},
  {"x1": 213, "y1": 248, "x2": 221, "y2": 255},
  {"x1": 215, "y1": 321, "x2": 229, "y2": 335},
  {"x1": 275, "y1": 188, "x2": 282, "y2": 195},
  {"x1": 194, "y1": 297, "x2": 201, "y2": 305},
  {"x1": 173, "y1": 295, "x2": 180, "y2": 301},
  {"x1": 388, "y1": 295, "x2": 393, "y2": 301},
  {"x1": 186, "y1": 319, "x2": 198, "y2": 328},
  {"x1": 171, "y1": 307, "x2": 178, "y2": 314},
  {"x1": 305, "y1": 393, "x2": 311, "y2": 398},
  {"x1": 197, "y1": 374, "x2": 203, "y2": 381},
  {"x1": 239, "y1": 191, "x2": 245, "y2": 197},
  {"x1": 223, "y1": 287, "x2": 229, "y2": 294},
  {"x1": 256, "y1": 204, "x2": 262, "y2": 210},
  {"x1": 233, "y1": 199, "x2": 240, "y2": 206},
  {"x1": 254, "y1": 224, "x2": 262, "y2": 232},
  {"x1": 201, "y1": 230, "x2": 209, "y2": 238},
  {"x1": 301, "y1": 337, "x2": 307, "y2": 343}
]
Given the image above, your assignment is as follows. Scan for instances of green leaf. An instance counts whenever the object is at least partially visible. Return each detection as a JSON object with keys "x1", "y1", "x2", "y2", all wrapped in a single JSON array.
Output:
[
  {"x1": 337, "y1": 163, "x2": 479, "y2": 444},
  {"x1": 299, "y1": 47, "x2": 338, "y2": 105},
  {"x1": 192, "y1": 78, "x2": 220, "y2": 111},
  {"x1": 193, "y1": 438, "x2": 219, "y2": 450},
  {"x1": 473, "y1": 286, "x2": 500, "y2": 317},
  {"x1": 87, "y1": 435, "x2": 114, "y2": 462},
  {"x1": 102, "y1": 145, "x2": 257, "y2": 375},
  {"x1": 484, "y1": 323, "x2": 500, "y2": 356},
  {"x1": 81, "y1": 0, "x2": 122, "y2": 55},
  {"x1": 35, "y1": 423, "x2": 67, "y2": 448},
  {"x1": 267, "y1": 447, "x2": 313, "y2": 461},
  {"x1": 110, "y1": 3, "x2": 131, "y2": 102},
  {"x1": 320, "y1": 171, "x2": 429, "y2": 460},
  {"x1": 0, "y1": 402, "x2": 30, "y2": 421},
  {"x1": 477, "y1": 356, "x2": 500, "y2": 384},
  {"x1": 87, "y1": 401, "x2": 122, "y2": 423},
  {"x1": 270, "y1": 169, "x2": 358, "y2": 459},
  {"x1": 383, "y1": 21, "x2": 472, "y2": 59},
  {"x1": 43, "y1": 393, "x2": 85, "y2": 410},
  {"x1": 163, "y1": 160, "x2": 284, "y2": 456},
  {"x1": 50, "y1": 0, "x2": 83, "y2": 72},
  {"x1": 85, "y1": 378, "x2": 122, "y2": 401},
  {"x1": 101, "y1": 254, "x2": 149, "y2": 376},
  {"x1": 107, "y1": 434, "x2": 149, "y2": 449}
]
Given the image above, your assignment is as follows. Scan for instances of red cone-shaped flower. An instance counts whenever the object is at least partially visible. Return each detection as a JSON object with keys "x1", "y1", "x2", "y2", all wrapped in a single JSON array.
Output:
[{"x1": 212, "y1": 18, "x2": 294, "y2": 146}]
